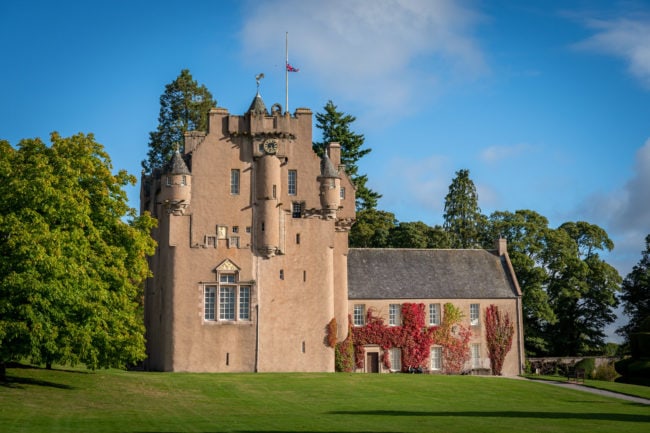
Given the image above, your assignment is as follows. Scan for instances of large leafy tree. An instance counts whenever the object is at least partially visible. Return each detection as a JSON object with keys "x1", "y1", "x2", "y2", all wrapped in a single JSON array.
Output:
[
  {"x1": 142, "y1": 69, "x2": 216, "y2": 174},
  {"x1": 349, "y1": 209, "x2": 396, "y2": 248},
  {"x1": 0, "y1": 134, "x2": 156, "y2": 379},
  {"x1": 387, "y1": 221, "x2": 450, "y2": 249},
  {"x1": 617, "y1": 234, "x2": 650, "y2": 346},
  {"x1": 313, "y1": 100, "x2": 381, "y2": 211},
  {"x1": 443, "y1": 169, "x2": 485, "y2": 248},
  {"x1": 542, "y1": 222, "x2": 621, "y2": 355},
  {"x1": 484, "y1": 210, "x2": 556, "y2": 354}
]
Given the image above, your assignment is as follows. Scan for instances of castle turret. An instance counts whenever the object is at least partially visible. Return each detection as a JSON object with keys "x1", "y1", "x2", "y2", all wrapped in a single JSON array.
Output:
[
  {"x1": 159, "y1": 149, "x2": 191, "y2": 215},
  {"x1": 318, "y1": 145, "x2": 341, "y2": 219}
]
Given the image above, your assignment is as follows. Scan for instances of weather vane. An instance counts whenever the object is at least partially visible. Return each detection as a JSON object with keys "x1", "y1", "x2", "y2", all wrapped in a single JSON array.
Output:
[{"x1": 255, "y1": 73, "x2": 265, "y2": 93}]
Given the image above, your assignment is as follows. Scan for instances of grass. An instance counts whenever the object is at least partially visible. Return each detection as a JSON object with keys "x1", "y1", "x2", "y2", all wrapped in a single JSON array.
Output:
[{"x1": 1, "y1": 365, "x2": 649, "y2": 433}]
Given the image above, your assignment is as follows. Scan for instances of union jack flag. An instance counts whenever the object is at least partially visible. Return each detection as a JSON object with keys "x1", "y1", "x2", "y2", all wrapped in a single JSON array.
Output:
[{"x1": 286, "y1": 63, "x2": 300, "y2": 72}]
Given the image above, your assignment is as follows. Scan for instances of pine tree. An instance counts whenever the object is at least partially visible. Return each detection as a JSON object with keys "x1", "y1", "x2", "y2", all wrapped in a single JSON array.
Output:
[
  {"x1": 443, "y1": 169, "x2": 484, "y2": 248},
  {"x1": 617, "y1": 234, "x2": 650, "y2": 346},
  {"x1": 313, "y1": 100, "x2": 381, "y2": 210},
  {"x1": 142, "y1": 69, "x2": 216, "y2": 174}
]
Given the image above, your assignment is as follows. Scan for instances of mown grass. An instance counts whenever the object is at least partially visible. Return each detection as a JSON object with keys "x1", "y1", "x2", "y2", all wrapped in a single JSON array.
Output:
[
  {"x1": 1, "y1": 365, "x2": 649, "y2": 433},
  {"x1": 524, "y1": 374, "x2": 650, "y2": 400}
]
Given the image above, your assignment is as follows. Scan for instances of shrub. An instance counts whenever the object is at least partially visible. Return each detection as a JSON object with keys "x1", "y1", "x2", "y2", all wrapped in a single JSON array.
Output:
[
  {"x1": 593, "y1": 362, "x2": 618, "y2": 382},
  {"x1": 574, "y1": 358, "x2": 596, "y2": 378}
]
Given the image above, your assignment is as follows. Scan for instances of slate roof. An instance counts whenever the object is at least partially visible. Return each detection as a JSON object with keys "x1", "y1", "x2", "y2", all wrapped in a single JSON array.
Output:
[
  {"x1": 248, "y1": 92, "x2": 268, "y2": 115},
  {"x1": 167, "y1": 150, "x2": 191, "y2": 175},
  {"x1": 348, "y1": 248, "x2": 519, "y2": 300}
]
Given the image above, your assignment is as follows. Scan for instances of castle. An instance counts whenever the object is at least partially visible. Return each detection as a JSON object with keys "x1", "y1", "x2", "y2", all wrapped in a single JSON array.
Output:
[{"x1": 140, "y1": 91, "x2": 525, "y2": 375}]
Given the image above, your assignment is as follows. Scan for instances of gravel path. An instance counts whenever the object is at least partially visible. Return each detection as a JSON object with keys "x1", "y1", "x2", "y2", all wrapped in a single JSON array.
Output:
[{"x1": 526, "y1": 379, "x2": 650, "y2": 405}]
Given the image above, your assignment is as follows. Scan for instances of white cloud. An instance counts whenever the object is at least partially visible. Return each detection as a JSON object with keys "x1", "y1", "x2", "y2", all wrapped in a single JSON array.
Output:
[
  {"x1": 240, "y1": 0, "x2": 486, "y2": 118},
  {"x1": 580, "y1": 139, "x2": 650, "y2": 275},
  {"x1": 480, "y1": 143, "x2": 534, "y2": 164},
  {"x1": 575, "y1": 15, "x2": 650, "y2": 88}
]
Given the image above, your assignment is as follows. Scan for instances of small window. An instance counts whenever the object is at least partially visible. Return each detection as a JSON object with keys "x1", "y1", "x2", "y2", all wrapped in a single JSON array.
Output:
[
  {"x1": 429, "y1": 303, "x2": 441, "y2": 326},
  {"x1": 232, "y1": 226, "x2": 239, "y2": 234},
  {"x1": 220, "y1": 274, "x2": 236, "y2": 283},
  {"x1": 205, "y1": 235, "x2": 217, "y2": 248},
  {"x1": 303, "y1": 270, "x2": 307, "y2": 282},
  {"x1": 245, "y1": 226, "x2": 251, "y2": 234},
  {"x1": 272, "y1": 184, "x2": 277, "y2": 198},
  {"x1": 166, "y1": 176, "x2": 172, "y2": 186},
  {"x1": 181, "y1": 175, "x2": 187, "y2": 186},
  {"x1": 340, "y1": 186, "x2": 345, "y2": 199},
  {"x1": 229, "y1": 236, "x2": 240, "y2": 249},
  {"x1": 288, "y1": 170, "x2": 297, "y2": 195},
  {"x1": 389, "y1": 304, "x2": 401, "y2": 326},
  {"x1": 430, "y1": 346, "x2": 442, "y2": 370},
  {"x1": 353, "y1": 304, "x2": 365, "y2": 326},
  {"x1": 292, "y1": 202, "x2": 302, "y2": 218},
  {"x1": 390, "y1": 348, "x2": 402, "y2": 372},
  {"x1": 296, "y1": 233, "x2": 300, "y2": 244},
  {"x1": 230, "y1": 169, "x2": 240, "y2": 195},
  {"x1": 470, "y1": 304, "x2": 480, "y2": 326},
  {"x1": 279, "y1": 269, "x2": 284, "y2": 280}
]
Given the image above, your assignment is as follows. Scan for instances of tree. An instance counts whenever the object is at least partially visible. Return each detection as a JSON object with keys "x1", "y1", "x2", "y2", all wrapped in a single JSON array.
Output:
[
  {"x1": 142, "y1": 69, "x2": 216, "y2": 174},
  {"x1": 485, "y1": 305, "x2": 515, "y2": 375},
  {"x1": 349, "y1": 209, "x2": 396, "y2": 248},
  {"x1": 542, "y1": 222, "x2": 621, "y2": 355},
  {"x1": 387, "y1": 221, "x2": 451, "y2": 249},
  {"x1": 443, "y1": 169, "x2": 485, "y2": 248},
  {"x1": 484, "y1": 210, "x2": 556, "y2": 355},
  {"x1": 617, "y1": 234, "x2": 650, "y2": 346},
  {"x1": 0, "y1": 133, "x2": 156, "y2": 379},
  {"x1": 313, "y1": 100, "x2": 381, "y2": 210}
]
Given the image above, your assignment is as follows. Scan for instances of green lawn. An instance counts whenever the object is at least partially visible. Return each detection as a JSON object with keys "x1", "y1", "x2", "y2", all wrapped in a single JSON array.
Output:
[
  {"x1": 524, "y1": 374, "x2": 650, "y2": 400},
  {"x1": 1, "y1": 365, "x2": 648, "y2": 433}
]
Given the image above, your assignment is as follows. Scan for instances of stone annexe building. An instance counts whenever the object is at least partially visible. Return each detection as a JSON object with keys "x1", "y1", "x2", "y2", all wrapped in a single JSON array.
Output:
[{"x1": 140, "y1": 90, "x2": 525, "y2": 375}]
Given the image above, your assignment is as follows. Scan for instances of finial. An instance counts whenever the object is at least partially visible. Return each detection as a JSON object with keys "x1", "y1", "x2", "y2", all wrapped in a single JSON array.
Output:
[
  {"x1": 255, "y1": 73, "x2": 265, "y2": 93},
  {"x1": 172, "y1": 142, "x2": 180, "y2": 153}
]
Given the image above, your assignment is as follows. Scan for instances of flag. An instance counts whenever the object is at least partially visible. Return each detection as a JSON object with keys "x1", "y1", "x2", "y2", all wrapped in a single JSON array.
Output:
[{"x1": 286, "y1": 63, "x2": 300, "y2": 72}]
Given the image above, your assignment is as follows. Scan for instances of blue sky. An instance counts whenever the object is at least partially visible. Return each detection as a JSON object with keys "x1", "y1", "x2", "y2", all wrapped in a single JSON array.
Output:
[{"x1": 2, "y1": 1, "x2": 649, "y2": 339}]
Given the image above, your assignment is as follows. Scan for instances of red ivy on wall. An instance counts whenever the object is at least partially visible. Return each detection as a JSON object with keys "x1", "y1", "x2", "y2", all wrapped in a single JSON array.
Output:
[
  {"x1": 339, "y1": 303, "x2": 471, "y2": 373},
  {"x1": 484, "y1": 304, "x2": 514, "y2": 375}
]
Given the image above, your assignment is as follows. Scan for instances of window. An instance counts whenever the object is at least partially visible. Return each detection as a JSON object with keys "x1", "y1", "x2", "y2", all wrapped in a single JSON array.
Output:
[
  {"x1": 181, "y1": 175, "x2": 187, "y2": 186},
  {"x1": 203, "y1": 273, "x2": 251, "y2": 322},
  {"x1": 230, "y1": 169, "x2": 240, "y2": 195},
  {"x1": 166, "y1": 176, "x2": 172, "y2": 186},
  {"x1": 471, "y1": 343, "x2": 481, "y2": 368},
  {"x1": 429, "y1": 303, "x2": 441, "y2": 326},
  {"x1": 239, "y1": 286, "x2": 250, "y2": 320},
  {"x1": 470, "y1": 304, "x2": 480, "y2": 326},
  {"x1": 228, "y1": 236, "x2": 240, "y2": 248},
  {"x1": 292, "y1": 201, "x2": 302, "y2": 218},
  {"x1": 288, "y1": 170, "x2": 297, "y2": 195},
  {"x1": 296, "y1": 233, "x2": 301, "y2": 244},
  {"x1": 232, "y1": 226, "x2": 239, "y2": 233},
  {"x1": 340, "y1": 186, "x2": 345, "y2": 199},
  {"x1": 204, "y1": 286, "x2": 216, "y2": 320},
  {"x1": 245, "y1": 226, "x2": 251, "y2": 234},
  {"x1": 353, "y1": 304, "x2": 365, "y2": 326},
  {"x1": 219, "y1": 286, "x2": 236, "y2": 320},
  {"x1": 279, "y1": 269, "x2": 284, "y2": 280},
  {"x1": 390, "y1": 348, "x2": 402, "y2": 372},
  {"x1": 389, "y1": 304, "x2": 401, "y2": 326},
  {"x1": 430, "y1": 346, "x2": 442, "y2": 370},
  {"x1": 205, "y1": 235, "x2": 217, "y2": 248}
]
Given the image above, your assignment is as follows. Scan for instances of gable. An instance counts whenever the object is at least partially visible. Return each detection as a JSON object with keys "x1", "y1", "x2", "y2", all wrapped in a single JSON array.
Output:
[{"x1": 347, "y1": 248, "x2": 519, "y2": 300}]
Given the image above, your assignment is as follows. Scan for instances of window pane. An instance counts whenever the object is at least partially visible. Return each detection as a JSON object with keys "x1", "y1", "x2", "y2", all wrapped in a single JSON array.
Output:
[
  {"x1": 239, "y1": 286, "x2": 250, "y2": 320},
  {"x1": 204, "y1": 286, "x2": 216, "y2": 320},
  {"x1": 429, "y1": 303, "x2": 441, "y2": 326},
  {"x1": 431, "y1": 346, "x2": 442, "y2": 370},
  {"x1": 220, "y1": 274, "x2": 236, "y2": 283},
  {"x1": 470, "y1": 304, "x2": 480, "y2": 326},
  {"x1": 288, "y1": 170, "x2": 297, "y2": 195},
  {"x1": 390, "y1": 348, "x2": 402, "y2": 372},
  {"x1": 220, "y1": 286, "x2": 236, "y2": 320},
  {"x1": 230, "y1": 169, "x2": 240, "y2": 195},
  {"x1": 389, "y1": 304, "x2": 400, "y2": 326},
  {"x1": 353, "y1": 304, "x2": 365, "y2": 326},
  {"x1": 471, "y1": 343, "x2": 481, "y2": 368}
]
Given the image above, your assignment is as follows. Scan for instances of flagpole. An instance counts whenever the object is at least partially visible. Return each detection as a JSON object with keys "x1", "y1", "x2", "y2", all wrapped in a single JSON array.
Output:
[{"x1": 285, "y1": 31, "x2": 289, "y2": 115}]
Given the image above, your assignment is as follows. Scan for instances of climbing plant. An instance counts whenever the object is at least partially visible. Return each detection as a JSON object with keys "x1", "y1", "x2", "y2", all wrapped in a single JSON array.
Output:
[
  {"x1": 337, "y1": 303, "x2": 472, "y2": 373},
  {"x1": 485, "y1": 304, "x2": 515, "y2": 375}
]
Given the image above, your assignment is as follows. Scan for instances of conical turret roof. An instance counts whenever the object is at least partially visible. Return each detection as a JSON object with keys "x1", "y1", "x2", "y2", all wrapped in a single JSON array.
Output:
[
  {"x1": 320, "y1": 151, "x2": 340, "y2": 178},
  {"x1": 167, "y1": 149, "x2": 191, "y2": 175},
  {"x1": 248, "y1": 91, "x2": 268, "y2": 115}
]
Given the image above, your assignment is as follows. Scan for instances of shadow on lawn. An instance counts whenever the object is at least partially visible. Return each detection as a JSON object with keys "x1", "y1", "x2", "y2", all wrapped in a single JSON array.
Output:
[
  {"x1": 328, "y1": 410, "x2": 650, "y2": 423},
  {"x1": 1, "y1": 375, "x2": 75, "y2": 390}
]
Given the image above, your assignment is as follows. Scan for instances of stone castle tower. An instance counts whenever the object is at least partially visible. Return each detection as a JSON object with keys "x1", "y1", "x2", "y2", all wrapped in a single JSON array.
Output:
[{"x1": 140, "y1": 91, "x2": 355, "y2": 372}]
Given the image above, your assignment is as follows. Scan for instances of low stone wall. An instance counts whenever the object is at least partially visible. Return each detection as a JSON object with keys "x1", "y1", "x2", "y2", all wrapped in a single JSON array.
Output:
[{"x1": 527, "y1": 357, "x2": 618, "y2": 375}]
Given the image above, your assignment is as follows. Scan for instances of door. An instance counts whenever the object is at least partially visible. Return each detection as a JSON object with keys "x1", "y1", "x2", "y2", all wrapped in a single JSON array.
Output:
[{"x1": 366, "y1": 352, "x2": 379, "y2": 373}]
